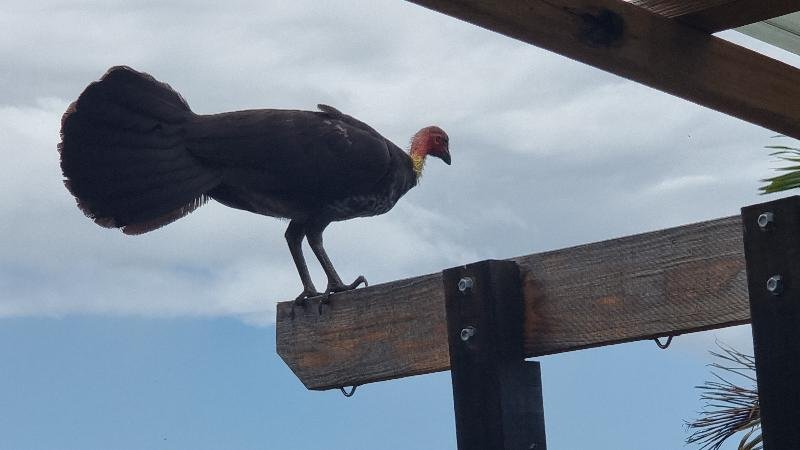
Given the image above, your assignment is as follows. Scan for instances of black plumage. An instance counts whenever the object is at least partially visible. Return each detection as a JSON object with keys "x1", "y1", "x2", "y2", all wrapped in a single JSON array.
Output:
[{"x1": 59, "y1": 66, "x2": 451, "y2": 301}]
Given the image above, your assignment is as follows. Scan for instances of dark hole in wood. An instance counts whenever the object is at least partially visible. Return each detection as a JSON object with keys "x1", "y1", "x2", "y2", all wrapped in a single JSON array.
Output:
[{"x1": 578, "y1": 8, "x2": 625, "y2": 47}]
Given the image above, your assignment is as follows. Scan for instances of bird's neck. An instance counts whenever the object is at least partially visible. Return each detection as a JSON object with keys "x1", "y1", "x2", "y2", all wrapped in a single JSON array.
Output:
[{"x1": 411, "y1": 153, "x2": 426, "y2": 179}]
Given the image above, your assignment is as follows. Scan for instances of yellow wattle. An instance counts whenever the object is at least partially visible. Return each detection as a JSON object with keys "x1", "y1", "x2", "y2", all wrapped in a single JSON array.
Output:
[{"x1": 411, "y1": 154, "x2": 426, "y2": 178}]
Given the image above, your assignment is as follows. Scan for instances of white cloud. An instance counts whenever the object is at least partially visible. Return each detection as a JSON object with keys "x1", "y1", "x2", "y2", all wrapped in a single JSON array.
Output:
[
  {"x1": 0, "y1": 0, "x2": 792, "y2": 327},
  {"x1": 646, "y1": 174, "x2": 717, "y2": 194}
]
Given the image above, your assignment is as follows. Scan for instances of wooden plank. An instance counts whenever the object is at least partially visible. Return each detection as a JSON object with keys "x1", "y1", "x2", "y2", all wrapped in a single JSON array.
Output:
[
  {"x1": 404, "y1": 0, "x2": 800, "y2": 141},
  {"x1": 518, "y1": 215, "x2": 747, "y2": 355},
  {"x1": 444, "y1": 261, "x2": 547, "y2": 450},
  {"x1": 627, "y1": 0, "x2": 732, "y2": 17},
  {"x1": 627, "y1": 0, "x2": 800, "y2": 32},
  {"x1": 276, "y1": 274, "x2": 448, "y2": 390},
  {"x1": 276, "y1": 214, "x2": 749, "y2": 390},
  {"x1": 742, "y1": 196, "x2": 800, "y2": 448}
]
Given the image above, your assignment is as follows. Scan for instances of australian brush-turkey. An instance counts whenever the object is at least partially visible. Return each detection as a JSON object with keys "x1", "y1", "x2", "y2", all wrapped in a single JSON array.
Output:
[{"x1": 59, "y1": 66, "x2": 451, "y2": 302}]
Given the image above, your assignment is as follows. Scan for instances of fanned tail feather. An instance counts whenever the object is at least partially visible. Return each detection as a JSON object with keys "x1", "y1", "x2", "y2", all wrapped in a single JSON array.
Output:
[{"x1": 59, "y1": 66, "x2": 222, "y2": 233}]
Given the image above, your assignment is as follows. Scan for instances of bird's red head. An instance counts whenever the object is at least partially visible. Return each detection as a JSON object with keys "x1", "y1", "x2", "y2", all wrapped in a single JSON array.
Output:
[{"x1": 410, "y1": 126, "x2": 451, "y2": 166}]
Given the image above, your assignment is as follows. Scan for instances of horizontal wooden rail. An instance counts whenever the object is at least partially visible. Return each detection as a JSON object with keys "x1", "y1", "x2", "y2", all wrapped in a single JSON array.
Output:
[
  {"x1": 628, "y1": 0, "x2": 800, "y2": 32},
  {"x1": 403, "y1": 0, "x2": 800, "y2": 141},
  {"x1": 277, "y1": 215, "x2": 749, "y2": 390}
]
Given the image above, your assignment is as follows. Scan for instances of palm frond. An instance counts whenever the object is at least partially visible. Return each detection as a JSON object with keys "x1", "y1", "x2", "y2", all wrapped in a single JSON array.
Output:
[
  {"x1": 686, "y1": 342, "x2": 761, "y2": 450},
  {"x1": 760, "y1": 137, "x2": 800, "y2": 194}
]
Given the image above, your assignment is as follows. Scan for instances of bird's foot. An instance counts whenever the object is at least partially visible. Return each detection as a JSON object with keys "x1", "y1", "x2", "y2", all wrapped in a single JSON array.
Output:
[
  {"x1": 294, "y1": 289, "x2": 322, "y2": 306},
  {"x1": 324, "y1": 276, "x2": 368, "y2": 298},
  {"x1": 316, "y1": 276, "x2": 368, "y2": 315},
  {"x1": 318, "y1": 276, "x2": 369, "y2": 306}
]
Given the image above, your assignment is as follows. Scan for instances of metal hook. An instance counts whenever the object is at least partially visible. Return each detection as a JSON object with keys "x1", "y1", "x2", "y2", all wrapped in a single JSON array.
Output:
[
  {"x1": 340, "y1": 385, "x2": 358, "y2": 397},
  {"x1": 654, "y1": 335, "x2": 674, "y2": 349}
]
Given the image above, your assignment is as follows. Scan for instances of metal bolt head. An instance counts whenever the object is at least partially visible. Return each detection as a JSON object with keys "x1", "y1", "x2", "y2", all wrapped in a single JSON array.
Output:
[
  {"x1": 460, "y1": 326, "x2": 477, "y2": 341},
  {"x1": 767, "y1": 275, "x2": 783, "y2": 295},
  {"x1": 757, "y1": 212, "x2": 775, "y2": 230},
  {"x1": 458, "y1": 277, "x2": 474, "y2": 294}
]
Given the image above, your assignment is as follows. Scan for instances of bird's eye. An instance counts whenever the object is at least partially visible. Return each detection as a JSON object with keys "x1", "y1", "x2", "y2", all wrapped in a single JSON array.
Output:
[{"x1": 435, "y1": 136, "x2": 443, "y2": 144}]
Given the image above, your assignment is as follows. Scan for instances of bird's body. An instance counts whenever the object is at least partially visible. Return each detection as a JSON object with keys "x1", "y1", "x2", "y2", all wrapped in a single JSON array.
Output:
[
  {"x1": 187, "y1": 108, "x2": 417, "y2": 223},
  {"x1": 59, "y1": 66, "x2": 450, "y2": 301}
]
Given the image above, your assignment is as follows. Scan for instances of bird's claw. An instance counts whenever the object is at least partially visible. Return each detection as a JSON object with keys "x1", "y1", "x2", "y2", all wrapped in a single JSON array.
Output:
[
  {"x1": 349, "y1": 275, "x2": 368, "y2": 290},
  {"x1": 294, "y1": 289, "x2": 321, "y2": 306},
  {"x1": 323, "y1": 276, "x2": 368, "y2": 298},
  {"x1": 317, "y1": 276, "x2": 369, "y2": 313}
]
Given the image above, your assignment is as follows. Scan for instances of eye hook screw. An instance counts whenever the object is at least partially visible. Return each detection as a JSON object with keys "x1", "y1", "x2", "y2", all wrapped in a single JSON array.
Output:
[
  {"x1": 654, "y1": 335, "x2": 674, "y2": 349},
  {"x1": 340, "y1": 385, "x2": 358, "y2": 397}
]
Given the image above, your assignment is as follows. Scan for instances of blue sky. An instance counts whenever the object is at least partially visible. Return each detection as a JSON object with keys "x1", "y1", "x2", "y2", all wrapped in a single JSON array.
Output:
[
  {"x1": 1, "y1": 0, "x2": 795, "y2": 448},
  {"x1": 0, "y1": 317, "x2": 753, "y2": 449}
]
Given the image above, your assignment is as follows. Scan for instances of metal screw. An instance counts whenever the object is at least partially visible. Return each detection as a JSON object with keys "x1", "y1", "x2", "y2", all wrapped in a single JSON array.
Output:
[
  {"x1": 460, "y1": 326, "x2": 477, "y2": 341},
  {"x1": 757, "y1": 212, "x2": 774, "y2": 230},
  {"x1": 458, "y1": 277, "x2": 474, "y2": 294},
  {"x1": 767, "y1": 275, "x2": 783, "y2": 295}
]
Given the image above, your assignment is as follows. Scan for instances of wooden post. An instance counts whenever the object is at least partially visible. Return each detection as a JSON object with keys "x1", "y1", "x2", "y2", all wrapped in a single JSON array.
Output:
[
  {"x1": 742, "y1": 195, "x2": 800, "y2": 449},
  {"x1": 443, "y1": 260, "x2": 547, "y2": 450}
]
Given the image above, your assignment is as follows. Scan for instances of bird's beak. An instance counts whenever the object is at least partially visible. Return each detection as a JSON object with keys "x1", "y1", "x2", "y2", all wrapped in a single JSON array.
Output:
[{"x1": 439, "y1": 151, "x2": 451, "y2": 165}]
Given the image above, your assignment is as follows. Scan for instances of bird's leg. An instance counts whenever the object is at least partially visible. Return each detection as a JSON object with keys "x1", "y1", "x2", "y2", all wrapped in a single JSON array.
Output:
[
  {"x1": 285, "y1": 220, "x2": 320, "y2": 304},
  {"x1": 305, "y1": 222, "x2": 367, "y2": 299}
]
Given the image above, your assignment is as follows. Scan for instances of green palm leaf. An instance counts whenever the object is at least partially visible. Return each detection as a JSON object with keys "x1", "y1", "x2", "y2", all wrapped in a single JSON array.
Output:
[
  {"x1": 686, "y1": 343, "x2": 761, "y2": 450},
  {"x1": 760, "y1": 138, "x2": 800, "y2": 194}
]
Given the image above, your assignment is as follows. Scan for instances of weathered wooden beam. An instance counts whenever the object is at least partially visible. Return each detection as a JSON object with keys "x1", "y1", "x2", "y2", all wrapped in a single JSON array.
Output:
[
  {"x1": 403, "y1": 0, "x2": 800, "y2": 141},
  {"x1": 628, "y1": 0, "x2": 800, "y2": 32},
  {"x1": 277, "y1": 274, "x2": 448, "y2": 389},
  {"x1": 276, "y1": 215, "x2": 749, "y2": 390}
]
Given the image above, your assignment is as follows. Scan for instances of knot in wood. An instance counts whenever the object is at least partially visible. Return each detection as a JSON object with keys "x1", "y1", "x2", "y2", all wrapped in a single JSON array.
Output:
[{"x1": 576, "y1": 8, "x2": 624, "y2": 47}]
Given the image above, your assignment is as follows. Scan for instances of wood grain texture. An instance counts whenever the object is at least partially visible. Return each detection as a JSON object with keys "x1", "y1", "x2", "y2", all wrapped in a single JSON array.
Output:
[
  {"x1": 517, "y1": 215, "x2": 748, "y2": 355},
  {"x1": 404, "y1": 0, "x2": 800, "y2": 140},
  {"x1": 627, "y1": 0, "x2": 799, "y2": 32},
  {"x1": 277, "y1": 215, "x2": 750, "y2": 390},
  {"x1": 276, "y1": 273, "x2": 448, "y2": 390},
  {"x1": 627, "y1": 0, "x2": 731, "y2": 17}
]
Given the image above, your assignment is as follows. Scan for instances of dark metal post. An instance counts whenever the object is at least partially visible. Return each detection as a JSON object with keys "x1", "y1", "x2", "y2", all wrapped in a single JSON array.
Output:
[
  {"x1": 742, "y1": 196, "x2": 800, "y2": 449},
  {"x1": 443, "y1": 260, "x2": 546, "y2": 450}
]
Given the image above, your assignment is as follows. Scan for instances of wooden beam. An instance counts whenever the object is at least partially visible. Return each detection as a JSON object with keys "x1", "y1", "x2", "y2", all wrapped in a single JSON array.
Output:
[
  {"x1": 627, "y1": 0, "x2": 736, "y2": 17},
  {"x1": 403, "y1": 0, "x2": 800, "y2": 141},
  {"x1": 277, "y1": 274, "x2": 448, "y2": 389},
  {"x1": 276, "y1": 215, "x2": 749, "y2": 390},
  {"x1": 628, "y1": 0, "x2": 800, "y2": 32}
]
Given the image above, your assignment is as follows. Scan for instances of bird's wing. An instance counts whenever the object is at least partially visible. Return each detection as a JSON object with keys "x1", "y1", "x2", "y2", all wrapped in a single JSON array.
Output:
[
  {"x1": 316, "y1": 104, "x2": 382, "y2": 137},
  {"x1": 185, "y1": 109, "x2": 392, "y2": 198}
]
